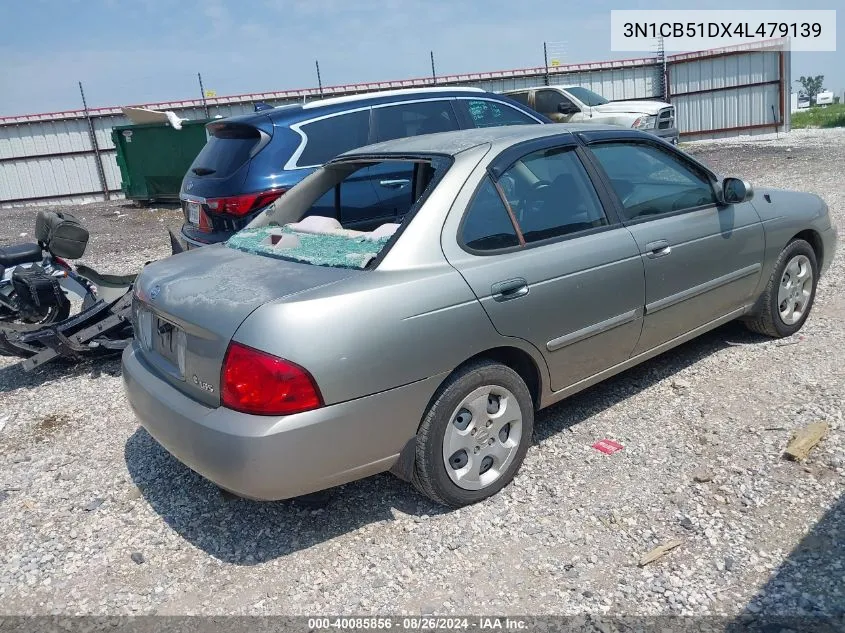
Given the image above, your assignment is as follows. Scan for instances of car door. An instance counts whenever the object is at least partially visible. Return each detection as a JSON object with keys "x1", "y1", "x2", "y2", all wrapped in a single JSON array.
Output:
[
  {"x1": 535, "y1": 89, "x2": 581, "y2": 122},
  {"x1": 442, "y1": 138, "x2": 646, "y2": 392},
  {"x1": 581, "y1": 133, "x2": 766, "y2": 354}
]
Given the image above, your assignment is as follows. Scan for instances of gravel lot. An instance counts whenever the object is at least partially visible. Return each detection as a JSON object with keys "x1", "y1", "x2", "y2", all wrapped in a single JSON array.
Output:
[{"x1": 1, "y1": 128, "x2": 843, "y2": 618}]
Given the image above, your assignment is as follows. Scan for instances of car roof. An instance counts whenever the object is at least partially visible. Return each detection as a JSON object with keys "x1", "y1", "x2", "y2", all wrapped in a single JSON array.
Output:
[
  {"x1": 502, "y1": 86, "x2": 579, "y2": 93},
  {"x1": 334, "y1": 123, "x2": 625, "y2": 159},
  {"x1": 218, "y1": 87, "x2": 494, "y2": 127},
  {"x1": 298, "y1": 87, "x2": 484, "y2": 109}
]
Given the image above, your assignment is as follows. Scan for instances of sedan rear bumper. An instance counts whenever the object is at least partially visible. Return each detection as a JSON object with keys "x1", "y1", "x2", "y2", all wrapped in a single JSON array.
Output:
[{"x1": 122, "y1": 343, "x2": 443, "y2": 500}]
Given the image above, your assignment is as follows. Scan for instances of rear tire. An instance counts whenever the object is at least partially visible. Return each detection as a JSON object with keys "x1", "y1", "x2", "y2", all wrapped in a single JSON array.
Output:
[
  {"x1": 0, "y1": 299, "x2": 70, "y2": 358},
  {"x1": 744, "y1": 239, "x2": 818, "y2": 338},
  {"x1": 412, "y1": 360, "x2": 534, "y2": 507}
]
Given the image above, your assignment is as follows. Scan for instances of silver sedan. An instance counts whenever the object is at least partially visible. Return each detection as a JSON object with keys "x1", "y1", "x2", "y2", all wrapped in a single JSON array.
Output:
[{"x1": 122, "y1": 125, "x2": 838, "y2": 507}]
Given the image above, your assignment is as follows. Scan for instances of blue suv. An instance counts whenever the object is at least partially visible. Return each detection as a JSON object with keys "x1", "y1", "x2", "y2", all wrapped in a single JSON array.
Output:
[{"x1": 179, "y1": 87, "x2": 550, "y2": 248}]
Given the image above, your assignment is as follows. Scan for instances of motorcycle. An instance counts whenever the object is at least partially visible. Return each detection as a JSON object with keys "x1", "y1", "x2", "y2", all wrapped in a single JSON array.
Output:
[{"x1": 0, "y1": 210, "x2": 136, "y2": 358}]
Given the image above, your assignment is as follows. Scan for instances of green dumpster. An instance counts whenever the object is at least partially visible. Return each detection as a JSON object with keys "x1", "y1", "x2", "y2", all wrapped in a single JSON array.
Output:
[{"x1": 112, "y1": 119, "x2": 211, "y2": 203}]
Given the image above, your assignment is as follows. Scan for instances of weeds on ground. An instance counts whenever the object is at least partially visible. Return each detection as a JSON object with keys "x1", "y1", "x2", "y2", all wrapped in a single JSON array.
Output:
[{"x1": 792, "y1": 104, "x2": 845, "y2": 129}]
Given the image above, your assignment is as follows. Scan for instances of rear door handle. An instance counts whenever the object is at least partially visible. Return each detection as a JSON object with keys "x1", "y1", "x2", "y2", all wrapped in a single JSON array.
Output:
[
  {"x1": 491, "y1": 278, "x2": 529, "y2": 302},
  {"x1": 645, "y1": 239, "x2": 671, "y2": 258},
  {"x1": 379, "y1": 179, "x2": 410, "y2": 189}
]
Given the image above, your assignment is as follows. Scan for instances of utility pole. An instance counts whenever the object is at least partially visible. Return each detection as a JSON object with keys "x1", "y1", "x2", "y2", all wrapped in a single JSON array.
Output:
[
  {"x1": 315, "y1": 60, "x2": 323, "y2": 96},
  {"x1": 197, "y1": 72, "x2": 210, "y2": 118},
  {"x1": 543, "y1": 42, "x2": 550, "y2": 86},
  {"x1": 656, "y1": 37, "x2": 668, "y2": 102},
  {"x1": 79, "y1": 82, "x2": 109, "y2": 201},
  {"x1": 430, "y1": 51, "x2": 437, "y2": 85}
]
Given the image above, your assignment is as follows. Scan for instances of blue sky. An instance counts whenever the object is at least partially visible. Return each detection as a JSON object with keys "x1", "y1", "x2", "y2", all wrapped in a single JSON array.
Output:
[{"x1": 0, "y1": 0, "x2": 840, "y2": 116}]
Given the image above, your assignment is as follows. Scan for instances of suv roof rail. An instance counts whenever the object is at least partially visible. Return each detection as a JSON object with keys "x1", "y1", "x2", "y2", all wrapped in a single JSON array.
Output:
[
  {"x1": 301, "y1": 86, "x2": 485, "y2": 110},
  {"x1": 502, "y1": 86, "x2": 577, "y2": 92}
]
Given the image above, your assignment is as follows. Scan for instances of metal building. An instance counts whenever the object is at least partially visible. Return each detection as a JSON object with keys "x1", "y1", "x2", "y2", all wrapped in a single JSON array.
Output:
[{"x1": 0, "y1": 38, "x2": 789, "y2": 208}]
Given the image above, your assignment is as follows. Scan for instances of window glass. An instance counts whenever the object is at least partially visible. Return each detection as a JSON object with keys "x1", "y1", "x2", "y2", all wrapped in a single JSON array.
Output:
[
  {"x1": 192, "y1": 124, "x2": 259, "y2": 178},
  {"x1": 500, "y1": 147, "x2": 607, "y2": 243},
  {"x1": 462, "y1": 99, "x2": 537, "y2": 128},
  {"x1": 298, "y1": 109, "x2": 370, "y2": 166},
  {"x1": 564, "y1": 87, "x2": 609, "y2": 106},
  {"x1": 535, "y1": 90, "x2": 570, "y2": 114},
  {"x1": 461, "y1": 178, "x2": 520, "y2": 251},
  {"x1": 589, "y1": 142, "x2": 717, "y2": 221},
  {"x1": 373, "y1": 100, "x2": 459, "y2": 142},
  {"x1": 507, "y1": 92, "x2": 531, "y2": 107}
]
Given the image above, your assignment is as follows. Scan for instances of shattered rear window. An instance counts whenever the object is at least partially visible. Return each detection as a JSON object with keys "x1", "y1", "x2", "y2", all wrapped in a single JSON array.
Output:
[
  {"x1": 227, "y1": 225, "x2": 392, "y2": 269},
  {"x1": 226, "y1": 156, "x2": 452, "y2": 269}
]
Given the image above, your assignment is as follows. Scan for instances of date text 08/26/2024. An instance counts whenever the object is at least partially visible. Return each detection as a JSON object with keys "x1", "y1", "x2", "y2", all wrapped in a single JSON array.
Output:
[{"x1": 307, "y1": 617, "x2": 529, "y2": 630}]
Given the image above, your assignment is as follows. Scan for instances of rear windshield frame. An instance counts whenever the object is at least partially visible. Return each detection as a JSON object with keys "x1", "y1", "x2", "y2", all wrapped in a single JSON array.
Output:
[{"x1": 241, "y1": 153, "x2": 454, "y2": 270}]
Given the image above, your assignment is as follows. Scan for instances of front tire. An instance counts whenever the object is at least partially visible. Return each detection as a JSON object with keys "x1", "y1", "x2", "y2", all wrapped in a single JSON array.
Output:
[
  {"x1": 744, "y1": 239, "x2": 818, "y2": 338},
  {"x1": 412, "y1": 360, "x2": 534, "y2": 507}
]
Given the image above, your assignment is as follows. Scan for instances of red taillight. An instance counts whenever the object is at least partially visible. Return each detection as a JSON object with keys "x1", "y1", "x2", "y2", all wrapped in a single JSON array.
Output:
[
  {"x1": 197, "y1": 207, "x2": 213, "y2": 233},
  {"x1": 221, "y1": 342, "x2": 322, "y2": 416},
  {"x1": 206, "y1": 189, "x2": 286, "y2": 217}
]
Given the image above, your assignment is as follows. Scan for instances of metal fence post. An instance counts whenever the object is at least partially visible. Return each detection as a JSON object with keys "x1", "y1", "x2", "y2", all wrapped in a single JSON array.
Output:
[
  {"x1": 543, "y1": 42, "x2": 550, "y2": 86},
  {"x1": 431, "y1": 51, "x2": 437, "y2": 85},
  {"x1": 198, "y1": 72, "x2": 210, "y2": 118},
  {"x1": 78, "y1": 82, "x2": 110, "y2": 201}
]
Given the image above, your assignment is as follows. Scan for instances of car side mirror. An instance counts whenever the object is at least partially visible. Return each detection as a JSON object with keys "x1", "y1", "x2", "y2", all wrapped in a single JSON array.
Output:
[
  {"x1": 721, "y1": 177, "x2": 754, "y2": 204},
  {"x1": 557, "y1": 102, "x2": 579, "y2": 115}
]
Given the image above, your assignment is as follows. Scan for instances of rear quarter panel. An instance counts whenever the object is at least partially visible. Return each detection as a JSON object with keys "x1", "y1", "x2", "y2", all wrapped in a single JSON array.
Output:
[{"x1": 231, "y1": 265, "x2": 546, "y2": 407}]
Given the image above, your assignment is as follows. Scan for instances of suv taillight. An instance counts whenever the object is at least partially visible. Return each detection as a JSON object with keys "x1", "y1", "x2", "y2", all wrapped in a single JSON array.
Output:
[
  {"x1": 206, "y1": 189, "x2": 286, "y2": 217},
  {"x1": 221, "y1": 342, "x2": 322, "y2": 415}
]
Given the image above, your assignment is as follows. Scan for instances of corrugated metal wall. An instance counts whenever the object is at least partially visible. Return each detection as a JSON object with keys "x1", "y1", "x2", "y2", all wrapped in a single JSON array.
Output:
[
  {"x1": 671, "y1": 50, "x2": 784, "y2": 140},
  {"x1": 0, "y1": 40, "x2": 786, "y2": 208},
  {"x1": 467, "y1": 65, "x2": 658, "y2": 101},
  {"x1": 0, "y1": 116, "x2": 123, "y2": 205}
]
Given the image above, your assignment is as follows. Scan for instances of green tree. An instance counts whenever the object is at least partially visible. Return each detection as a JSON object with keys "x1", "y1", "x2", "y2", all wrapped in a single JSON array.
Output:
[{"x1": 798, "y1": 75, "x2": 825, "y2": 100}]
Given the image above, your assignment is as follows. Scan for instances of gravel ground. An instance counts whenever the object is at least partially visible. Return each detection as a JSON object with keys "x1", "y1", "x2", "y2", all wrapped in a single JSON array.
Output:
[{"x1": 0, "y1": 129, "x2": 843, "y2": 618}]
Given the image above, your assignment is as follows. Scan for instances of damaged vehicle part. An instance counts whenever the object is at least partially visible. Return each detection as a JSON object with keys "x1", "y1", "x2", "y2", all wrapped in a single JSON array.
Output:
[
  {"x1": 0, "y1": 211, "x2": 97, "y2": 356},
  {"x1": 0, "y1": 210, "x2": 141, "y2": 364}
]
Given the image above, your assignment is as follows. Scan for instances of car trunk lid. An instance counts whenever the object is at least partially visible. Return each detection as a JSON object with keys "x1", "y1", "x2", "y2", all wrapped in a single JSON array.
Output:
[{"x1": 133, "y1": 244, "x2": 361, "y2": 407}]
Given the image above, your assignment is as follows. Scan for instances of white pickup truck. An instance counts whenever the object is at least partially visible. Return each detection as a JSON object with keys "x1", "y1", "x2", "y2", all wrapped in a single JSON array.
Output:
[{"x1": 503, "y1": 86, "x2": 679, "y2": 145}]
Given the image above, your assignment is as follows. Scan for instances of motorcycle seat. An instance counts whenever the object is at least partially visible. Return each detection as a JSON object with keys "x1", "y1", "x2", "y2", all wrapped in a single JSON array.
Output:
[{"x1": 0, "y1": 243, "x2": 42, "y2": 267}]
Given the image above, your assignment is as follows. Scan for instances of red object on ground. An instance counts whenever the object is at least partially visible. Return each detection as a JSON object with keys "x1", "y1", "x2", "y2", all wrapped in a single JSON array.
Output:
[{"x1": 592, "y1": 439, "x2": 624, "y2": 454}]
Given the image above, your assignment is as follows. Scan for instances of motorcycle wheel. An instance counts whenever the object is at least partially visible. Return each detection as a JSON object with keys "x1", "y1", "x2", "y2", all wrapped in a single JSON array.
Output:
[{"x1": 0, "y1": 299, "x2": 71, "y2": 358}]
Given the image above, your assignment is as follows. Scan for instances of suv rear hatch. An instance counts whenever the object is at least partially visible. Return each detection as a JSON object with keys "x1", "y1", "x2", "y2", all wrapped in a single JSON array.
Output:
[
  {"x1": 181, "y1": 115, "x2": 280, "y2": 237},
  {"x1": 132, "y1": 244, "x2": 362, "y2": 407}
]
